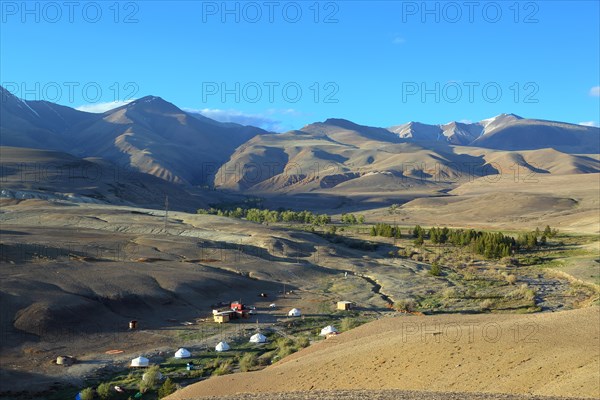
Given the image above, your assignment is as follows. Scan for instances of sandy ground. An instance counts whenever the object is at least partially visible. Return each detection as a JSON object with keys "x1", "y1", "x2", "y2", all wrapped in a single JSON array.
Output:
[
  {"x1": 168, "y1": 307, "x2": 600, "y2": 400},
  {"x1": 192, "y1": 390, "x2": 591, "y2": 400}
]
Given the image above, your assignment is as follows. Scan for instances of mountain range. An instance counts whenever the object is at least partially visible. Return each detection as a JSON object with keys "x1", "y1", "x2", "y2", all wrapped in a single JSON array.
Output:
[{"x1": 1, "y1": 85, "x2": 599, "y2": 197}]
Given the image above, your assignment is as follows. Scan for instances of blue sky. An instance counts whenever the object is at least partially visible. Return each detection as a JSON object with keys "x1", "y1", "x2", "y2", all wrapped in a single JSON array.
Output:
[{"x1": 1, "y1": 0, "x2": 599, "y2": 131}]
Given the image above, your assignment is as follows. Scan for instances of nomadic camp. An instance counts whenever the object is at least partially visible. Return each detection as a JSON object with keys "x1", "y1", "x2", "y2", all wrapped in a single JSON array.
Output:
[
  {"x1": 337, "y1": 301, "x2": 354, "y2": 311},
  {"x1": 130, "y1": 356, "x2": 150, "y2": 367},
  {"x1": 249, "y1": 333, "x2": 267, "y2": 343},
  {"x1": 174, "y1": 348, "x2": 191, "y2": 358},
  {"x1": 215, "y1": 341, "x2": 230, "y2": 352},
  {"x1": 320, "y1": 325, "x2": 338, "y2": 336},
  {"x1": 288, "y1": 308, "x2": 301, "y2": 317}
]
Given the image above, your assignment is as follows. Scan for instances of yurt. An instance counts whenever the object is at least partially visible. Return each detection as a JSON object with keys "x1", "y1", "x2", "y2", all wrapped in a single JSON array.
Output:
[
  {"x1": 288, "y1": 308, "x2": 301, "y2": 317},
  {"x1": 174, "y1": 348, "x2": 191, "y2": 359},
  {"x1": 130, "y1": 356, "x2": 150, "y2": 367},
  {"x1": 320, "y1": 325, "x2": 338, "y2": 336},
  {"x1": 215, "y1": 341, "x2": 230, "y2": 352},
  {"x1": 249, "y1": 333, "x2": 267, "y2": 344}
]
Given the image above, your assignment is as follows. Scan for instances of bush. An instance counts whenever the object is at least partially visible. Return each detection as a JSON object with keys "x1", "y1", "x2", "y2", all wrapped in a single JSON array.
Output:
[
  {"x1": 212, "y1": 359, "x2": 233, "y2": 376},
  {"x1": 97, "y1": 382, "x2": 112, "y2": 400},
  {"x1": 510, "y1": 284, "x2": 536, "y2": 302},
  {"x1": 505, "y1": 274, "x2": 517, "y2": 285},
  {"x1": 395, "y1": 299, "x2": 416, "y2": 312},
  {"x1": 158, "y1": 377, "x2": 177, "y2": 398},
  {"x1": 296, "y1": 336, "x2": 310, "y2": 348},
  {"x1": 140, "y1": 365, "x2": 161, "y2": 391},
  {"x1": 239, "y1": 353, "x2": 258, "y2": 372},
  {"x1": 429, "y1": 262, "x2": 442, "y2": 276},
  {"x1": 80, "y1": 388, "x2": 95, "y2": 400},
  {"x1": 480, "y1": 299, "x2": 495, "y2": 310},
  {"x1": 340, "y1": 317, "x2": 360, "y2": 331},
  {"x1": 442, "y1": 288, "x2": 457, "y2": 299}
]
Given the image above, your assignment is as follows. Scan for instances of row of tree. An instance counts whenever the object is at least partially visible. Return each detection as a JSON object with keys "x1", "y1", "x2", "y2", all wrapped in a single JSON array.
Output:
[
  {"x1": 370, "y1": 223, "x2": 402, "y2": 238},
  {"x1": 198, "y1": 207, "x2": 368, "y2": 226},
  {"x1": 341, "y1": 213, "x2": 365, "y2": 224},
  {"x1": 371, "y1": 223, "x2": 558, "y2": 259},
  {"x1": 198, "y1": 207, "x2": 332, "y2": 225}
]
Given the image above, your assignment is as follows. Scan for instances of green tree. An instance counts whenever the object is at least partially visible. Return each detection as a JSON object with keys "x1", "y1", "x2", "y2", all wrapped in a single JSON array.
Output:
[
  {"x1": 357, "y1": 215, "x2": 365, "y2": 224},
  {"x1": 80, "y1": 388, "x2": 95, "y2": 400},
  {"x1": 429, "y1": 262, "x2": 442, "y2": 276},
  {"x1": 97, "y1": 382, "x2": 112, "y2": 400},
  {"x1": 141, "y1": 365, "x2": 161, "y2": 391},
  {"x1": 158, "y1": 377, "x2": 176, "y2": 398},
  {"x1": 414, "y1": 235, "x2": 424, "y2": 247}
]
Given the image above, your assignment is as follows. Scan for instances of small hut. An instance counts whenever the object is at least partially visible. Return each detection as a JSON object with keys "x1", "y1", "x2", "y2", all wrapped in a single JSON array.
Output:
[
  {"x1": 337, "y1": 301, "x2": 354, "y2": 311},
  {"x1": 56, "y1": 355, "x2": 75, "y2": 366}
]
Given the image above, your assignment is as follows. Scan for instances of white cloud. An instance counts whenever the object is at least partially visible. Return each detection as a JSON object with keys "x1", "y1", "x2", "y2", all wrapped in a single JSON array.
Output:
[
  {"x1": 392, "y1": 36, "x2": 405, "y2": 45},
  {"x1": 578, "y1": 121, "x2": 599, "y2": 127},
  {"x1": 76, "y1": 100, "x2": 135, "y2": 113},
  {"x1": 184, "y1": 108, "x2": 298, "y2": 132},
  {"x1": 590, "y1": 86, "x2": 600, "y2": 97},
  {"x1": 458, "y1": 119, "x2": 473, "y2": 124}
]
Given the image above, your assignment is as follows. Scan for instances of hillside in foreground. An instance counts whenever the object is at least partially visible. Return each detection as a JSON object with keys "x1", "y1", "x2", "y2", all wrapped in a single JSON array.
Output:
[{"x1": 168, "y1": 307, "x2": 600, "y2": 400}]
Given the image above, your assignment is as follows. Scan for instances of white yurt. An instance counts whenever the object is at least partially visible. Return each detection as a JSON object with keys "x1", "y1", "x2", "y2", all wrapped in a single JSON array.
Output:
[
  {"x1": 130, "y1": 356, "x2": 149, "y2": 367},
  {"x1": 215, "y1": 341, "x2": 230, "y2": 352},
  {"x1": 174, "y1": 348, "x2": 191, "y2": 358},
  {"x1": 249, "y1": 333, "x2": 267, "y2": 344},
  {"x1": 269, "y1": 303, "x2": 277, "y2": 308},
  {"x1": 288, "y1": 308, "x2": 301, "y2": 317},
  {"x1": 320, "y1": 325, "x2": 338, "y2": 336}
]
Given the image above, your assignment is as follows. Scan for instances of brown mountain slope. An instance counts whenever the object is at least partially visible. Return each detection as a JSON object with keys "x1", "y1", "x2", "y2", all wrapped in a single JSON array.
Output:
[{"x1": 168, "y1": 307, "x2": 600, "y2": 399}]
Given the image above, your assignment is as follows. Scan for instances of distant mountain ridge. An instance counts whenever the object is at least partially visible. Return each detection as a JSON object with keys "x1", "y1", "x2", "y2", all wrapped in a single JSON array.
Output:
[{"x1": 1, "y1": 85, "x2": 598, "y2": 193}]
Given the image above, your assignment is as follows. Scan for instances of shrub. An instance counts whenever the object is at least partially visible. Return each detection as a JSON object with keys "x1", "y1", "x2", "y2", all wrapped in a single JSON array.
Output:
[
  {"x1": 340, "y1": 317, "x2": 360, "y2": 331},
  {"x1": 212, "y1": 359, "x2": 233, "y2": 376},
  {"x1": 239, "y1": 353, "x2": 258, "y2": 372},
  {"x1": 429, "y1": 262, "x2": 442, "y2": 276},
  {"x1": 158, "y1": 377, "x2": 177, "y2": 398},
  {"x1": 395, "y1": 299, "x2": 416, "y2": 312},
  {"x1": 442, "y1": 288, "x2": 457, "y2": 299},
  {"x1": 141, "y1": 365, "x2": 161, "y2": 391},
  {"x1": 510, "y1": 284, "x2": 536, "y2": 302},
  {"x1": 505, "y1": 274, "x2": 517, "y2": 285},
  {"x1": 480, "y1": 299, "x2": 495, "y2": 310},
  {"x1": 80, "y1": 388, "x2": 95, "y2": 400},
  {"x1": 296, "y1": 336, "x2": 310, "y2": 348},
  {"x1": 97, "y1": 382, "x2": 112, "y2": 400}
]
